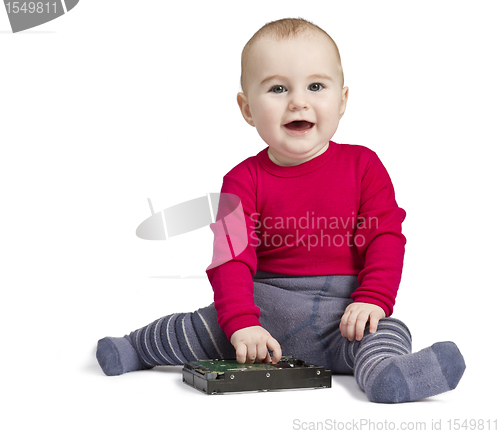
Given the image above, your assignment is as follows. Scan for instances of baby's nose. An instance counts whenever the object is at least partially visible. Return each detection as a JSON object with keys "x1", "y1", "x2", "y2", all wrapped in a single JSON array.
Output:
[{"x1": 288, "y1": 93, "x2": 309, "y2": 111}]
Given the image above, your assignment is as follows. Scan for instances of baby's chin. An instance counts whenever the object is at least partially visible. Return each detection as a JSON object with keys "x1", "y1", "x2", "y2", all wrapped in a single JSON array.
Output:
[{"x1": 266, "y1": 141, "x2": 330, "y2": 166}]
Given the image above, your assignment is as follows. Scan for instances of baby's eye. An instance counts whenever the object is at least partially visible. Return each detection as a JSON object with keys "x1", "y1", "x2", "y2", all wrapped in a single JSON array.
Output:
[
  {"x1": 308, "y1": 83, "x2": 324, "y2": 92},
  {"x1": 270, "y1": 85, "x2": 287, "y2": 94}
]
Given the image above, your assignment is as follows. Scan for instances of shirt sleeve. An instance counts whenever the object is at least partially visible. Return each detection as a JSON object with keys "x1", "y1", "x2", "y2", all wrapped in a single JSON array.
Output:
[
  {"x1": 205, "y1": 167, "x2": 262, "y2": 340},
  {"x1": 351, "y1": 151, "x2": 406, "y2": 316}
]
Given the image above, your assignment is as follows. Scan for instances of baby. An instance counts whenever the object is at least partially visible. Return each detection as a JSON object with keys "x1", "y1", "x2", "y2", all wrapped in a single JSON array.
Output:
[{"x1": 96, "y1": 18, "x2": 466, "y2": 403}]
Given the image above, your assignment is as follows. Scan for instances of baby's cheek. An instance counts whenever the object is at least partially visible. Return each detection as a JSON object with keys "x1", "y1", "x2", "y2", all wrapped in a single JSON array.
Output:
[
  {"x1": 319, "y1": 110, "x2": 341, "y2": 134},
  {"x1": 254, "y1": 112, "x2": 277, "y2": 135}
]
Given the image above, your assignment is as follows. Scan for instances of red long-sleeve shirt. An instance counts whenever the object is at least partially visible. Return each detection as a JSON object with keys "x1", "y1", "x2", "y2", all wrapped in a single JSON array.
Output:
[{"x1": 206, "y1": 141, "x2": 406, "y2": 339}]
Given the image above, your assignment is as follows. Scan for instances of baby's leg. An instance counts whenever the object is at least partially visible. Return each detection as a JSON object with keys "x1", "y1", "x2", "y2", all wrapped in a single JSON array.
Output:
[
  {"x1": 341, "y1": 318, "x2": 466, "y2": 403},
  {"x1": 96, "y1": 304, "x2": 235, "y2": 376},
  {"x1": 252, "y1": 273, "x2": 465, "y2": 403}
]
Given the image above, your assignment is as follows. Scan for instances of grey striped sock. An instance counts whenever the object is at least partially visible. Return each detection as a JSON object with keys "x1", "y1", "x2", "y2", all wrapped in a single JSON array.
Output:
[
  {"x1": 96, "y1": 305, "x2": 236, "y2": 376},
  {"x1": 352, "y1": 318, "x2": 465, "y2": 403},
  {"x1": 96, "y1": 335, "x2": 151, "y2": 376}
]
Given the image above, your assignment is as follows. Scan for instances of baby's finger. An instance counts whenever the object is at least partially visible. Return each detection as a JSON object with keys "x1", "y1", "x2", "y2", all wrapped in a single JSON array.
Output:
[
  {"x1": 345, "y1": 312, "x2": 357, "y2": 342},
  {"x1": 246, "y1": 346, "x2": 257, "y2": 364},
  {"x1": 235, "y1": 343, "x2": 248, "y2": 364},
  {"x1": 355, "y1": 313, "x2": 369, "y2": 341},
  {"x1": 339, "y1": 311, "x2": 350, "y2": 339},
  {"x1": 369, "y1": 314, "x2": 380, "y2": 334},
  {"x1": 267, "y1": 337, "x2": 282, "y2": 364},
  {"x1": 262, "y1": 351, "x2": 272, "y2": 364},
  {"x1": 256, "y1": 342, "x2": 269, "y2": 363}
]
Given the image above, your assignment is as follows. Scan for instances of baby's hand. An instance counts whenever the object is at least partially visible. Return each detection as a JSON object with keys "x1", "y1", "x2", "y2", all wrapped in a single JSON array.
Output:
[
  {"x1": 230, "y1": 326, "x2": 282, "y2": 364},
  {"x1": 340, "y1": 302, "x2": 386, "y2": 341}
]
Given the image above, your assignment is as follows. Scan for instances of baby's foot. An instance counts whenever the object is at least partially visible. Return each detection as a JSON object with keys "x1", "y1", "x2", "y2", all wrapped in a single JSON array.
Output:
[
  {"x1": 363, "y1": 341, "x2": 466, "y2": 403},
  {"x1": 96, "y1": 335, "x2": 152, "y2": 376}
]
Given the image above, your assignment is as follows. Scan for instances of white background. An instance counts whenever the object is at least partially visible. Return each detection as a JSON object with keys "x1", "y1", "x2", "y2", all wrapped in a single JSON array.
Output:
[{"x1": 1, "y1": 1, "x2": 499, "y2": 432}]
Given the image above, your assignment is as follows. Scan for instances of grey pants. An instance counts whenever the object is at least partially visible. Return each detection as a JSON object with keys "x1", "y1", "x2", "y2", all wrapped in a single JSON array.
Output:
[{"x1": 130, "y1": 271, "x2": 410, "y2": 374}]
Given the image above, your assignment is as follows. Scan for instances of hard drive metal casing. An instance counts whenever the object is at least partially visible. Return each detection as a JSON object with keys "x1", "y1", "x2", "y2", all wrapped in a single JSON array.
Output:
[{"x1": 182, "y1": 356, "x2": 332, "y2": 394}]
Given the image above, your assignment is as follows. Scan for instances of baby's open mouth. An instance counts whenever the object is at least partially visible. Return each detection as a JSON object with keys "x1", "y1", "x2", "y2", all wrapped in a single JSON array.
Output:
[{"x1": 284, "y1": 120, "x2": 315, "y2": 131}]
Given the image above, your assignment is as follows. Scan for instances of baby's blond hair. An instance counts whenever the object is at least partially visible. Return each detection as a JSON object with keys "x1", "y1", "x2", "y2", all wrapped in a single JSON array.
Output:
[{"x1": 240, "y1": 18, "x2": 344, "y2": 93}]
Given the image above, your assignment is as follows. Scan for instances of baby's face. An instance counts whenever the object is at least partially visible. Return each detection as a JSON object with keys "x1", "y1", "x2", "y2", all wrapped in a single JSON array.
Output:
[{"x1": 238, "y1": 32, "x2": 348, "y2": 166}]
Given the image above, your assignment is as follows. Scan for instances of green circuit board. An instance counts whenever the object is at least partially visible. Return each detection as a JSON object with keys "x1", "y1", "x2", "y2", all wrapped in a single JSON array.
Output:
[{"x1": 192, "y1": 359, "x2": 298, "y2": 373}]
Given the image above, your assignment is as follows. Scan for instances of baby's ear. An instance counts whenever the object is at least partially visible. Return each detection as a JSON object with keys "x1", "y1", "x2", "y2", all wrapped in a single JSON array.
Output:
[
  {"x1": 237, "y1": 92, "x2": 255, "y2": 127},
  {"x1": 339, "y1": 86, "x2": 349, "y2": 119}
]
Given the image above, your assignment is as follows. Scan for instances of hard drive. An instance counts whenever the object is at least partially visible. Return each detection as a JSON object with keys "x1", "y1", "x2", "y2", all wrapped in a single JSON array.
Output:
[{"x1": 182, "y1": 356, "x2": 331, "y2": 394}]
